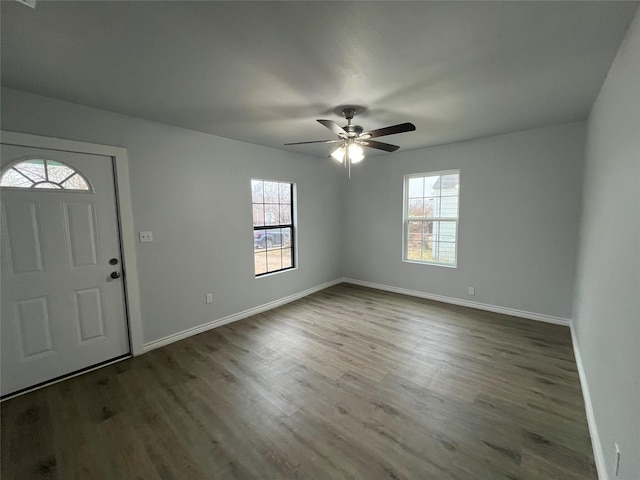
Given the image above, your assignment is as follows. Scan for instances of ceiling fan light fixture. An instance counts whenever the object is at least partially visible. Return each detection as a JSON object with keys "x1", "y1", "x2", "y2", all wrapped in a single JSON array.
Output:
[
  {"x1": 330, "y1": 145, "x2": 345, "y2": 163},
  {"x1": 330, "y1": 143, "x2": 365, "y2": 164},
  {"x1": 348, "y1": 143, "x2": 364, "y2": 164}
]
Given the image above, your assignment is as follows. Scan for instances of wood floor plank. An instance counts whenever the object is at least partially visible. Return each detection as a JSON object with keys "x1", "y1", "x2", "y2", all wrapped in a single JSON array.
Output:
[
  {"x1": 0, "y1": 389, "x2": 57, "y2": 480},
  {"x1": 1, "y1": 284, "x2": 597, "y2": 479}
]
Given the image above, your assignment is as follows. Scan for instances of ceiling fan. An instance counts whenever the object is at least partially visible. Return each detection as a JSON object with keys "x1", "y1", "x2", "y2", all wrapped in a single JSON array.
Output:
[{"x1": 285, "y1": 107, "x2": 416, "y2": 175}]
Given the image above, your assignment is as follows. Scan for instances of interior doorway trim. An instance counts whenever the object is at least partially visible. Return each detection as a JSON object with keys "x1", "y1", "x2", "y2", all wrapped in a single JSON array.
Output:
[{"x1": 1, "y1": 130, "x2": 144, "y2": 356}]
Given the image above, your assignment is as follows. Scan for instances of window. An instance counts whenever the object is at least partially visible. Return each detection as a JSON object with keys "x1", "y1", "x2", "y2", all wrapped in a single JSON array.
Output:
[
  {"x1": 404, "y1": 170, "x2": 459, "y2": 267},
  {"x1": 0, "y1": 159, "x2": 91, "y2": 191},
  {"x1": 251, "y1": 179, "x2": 295, "y2": 276}
]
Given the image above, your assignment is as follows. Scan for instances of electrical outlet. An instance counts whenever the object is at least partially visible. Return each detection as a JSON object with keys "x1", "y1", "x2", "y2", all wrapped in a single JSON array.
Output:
[
  {"x1": 139, "y1": 231, "x2": 153, "y2": 243},
  {"x1": 468, "y1": 286, "x2": 475, "y2": 296},
  {"x1": 615, "y1": 442, "x2": 621, "y2": 476},
  {"x1": 206, "y1": 293, "x2": 213, "y2": 304}
]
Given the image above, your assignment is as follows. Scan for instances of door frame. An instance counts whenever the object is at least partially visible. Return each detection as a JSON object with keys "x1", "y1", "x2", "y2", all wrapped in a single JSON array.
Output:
[{"x1": 1, "y1": 130, "x2": 144, "y2": 356}]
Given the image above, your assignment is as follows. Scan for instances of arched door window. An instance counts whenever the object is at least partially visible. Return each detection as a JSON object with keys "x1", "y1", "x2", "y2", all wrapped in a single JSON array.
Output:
[{"x1": 0, "y1": 159, "x2": 91, "y2": 191}]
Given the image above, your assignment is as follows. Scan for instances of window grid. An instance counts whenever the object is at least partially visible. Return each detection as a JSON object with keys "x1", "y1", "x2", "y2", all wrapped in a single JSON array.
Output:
[
  {"x1": 0, "y1": 159, "x2": 91, "y2": 191},
  {"x1": 404, "y1": 170, "x2": 460, "y2": 267},
  {"x1": 252, "y1": 179, "x2": 295, "y2": 276}
]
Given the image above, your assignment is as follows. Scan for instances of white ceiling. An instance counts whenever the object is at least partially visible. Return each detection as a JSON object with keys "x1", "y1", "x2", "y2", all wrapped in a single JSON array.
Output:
[{"x1": 2, "y1": 1, "x2": 638, "y2": 158}]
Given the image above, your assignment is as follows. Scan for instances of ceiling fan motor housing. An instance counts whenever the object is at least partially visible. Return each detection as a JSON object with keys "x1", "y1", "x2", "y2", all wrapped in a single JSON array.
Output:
[
  {"x1": 344, "y1": 124, "x2": 363, "y2": 137},
  {"x1": 342, "y1": 108, "x2": 362, "y2": 137}
]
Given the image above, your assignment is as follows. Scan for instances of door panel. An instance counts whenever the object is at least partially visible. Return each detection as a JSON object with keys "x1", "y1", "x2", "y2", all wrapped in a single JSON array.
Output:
[
  {"x1": 1, "y1": 145, "x2": 130, "y2": 397},
  {"x1": 63, "y1": 200, "x2": 99, "y2": 267},
  {"x1": 73, "y1": 287, "x2": 106, "y2": 342},
  {"x1": 15, "y1": 296, "x2": 54, "y2": 359},
  {"x1": 2, "y1": 200, "x2": 45, "y2": 273}
]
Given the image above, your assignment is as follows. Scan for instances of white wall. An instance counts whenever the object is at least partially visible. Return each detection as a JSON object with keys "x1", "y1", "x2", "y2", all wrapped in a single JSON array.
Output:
[
  {"x1": 1, "y1": 88, "x2": 344, "y2": 345},
  {"x1": 573, "y1": 9, "x2": 640, "y2": 480},
  {"x1": 343, "y1": 122, "x2": 586, "y2": 320}
]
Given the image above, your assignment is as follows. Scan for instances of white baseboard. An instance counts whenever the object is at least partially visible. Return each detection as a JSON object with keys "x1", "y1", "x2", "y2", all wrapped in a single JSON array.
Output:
[
  {"x1": 142, "y1": 278, "x2": 342, "y2": 353},
  {"x1": 570, "y1": 320, "x2": 608, "y2": 480},
  {"x1": 341, "y1": 278, "x2": 570, "y2": 326}
]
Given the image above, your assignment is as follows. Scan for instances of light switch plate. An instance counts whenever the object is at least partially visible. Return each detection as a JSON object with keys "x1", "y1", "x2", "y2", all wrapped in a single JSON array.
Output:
[{"x1": 139, "y1": 231, "x2": 153, "y2": 243}]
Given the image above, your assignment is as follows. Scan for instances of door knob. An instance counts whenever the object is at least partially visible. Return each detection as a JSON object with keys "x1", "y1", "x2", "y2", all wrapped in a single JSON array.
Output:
[{"x1": 110, "y1": 271, "x2": 121, "y2": 279}]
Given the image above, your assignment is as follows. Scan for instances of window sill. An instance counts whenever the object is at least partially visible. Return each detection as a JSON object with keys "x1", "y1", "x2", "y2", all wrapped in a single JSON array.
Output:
[
  {"x1": 402, "y1": 259, "x2": 457, "y2": 268},
  {"x1": 255, "y1": 266, "x2": 298, "y2": 279}
]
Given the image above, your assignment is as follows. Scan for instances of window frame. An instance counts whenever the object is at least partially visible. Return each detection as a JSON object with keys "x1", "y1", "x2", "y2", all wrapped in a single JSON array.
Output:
[
  {"x1": 402, "y1": 169, "x2": 460, "y2": 268},
  {"x1": 251, "y1": 179, "x2": 296, "y2": 277}
]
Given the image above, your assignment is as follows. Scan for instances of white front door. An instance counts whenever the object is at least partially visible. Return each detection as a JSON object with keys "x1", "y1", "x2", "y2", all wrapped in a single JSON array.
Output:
[{"x1": 1, "y1": 144, "x2": 130, "y2": 397}]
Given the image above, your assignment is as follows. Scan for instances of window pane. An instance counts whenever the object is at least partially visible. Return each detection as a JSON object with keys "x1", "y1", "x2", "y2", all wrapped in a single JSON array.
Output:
[
  {"x1": 408, "y1": 177, "x2": 423, "y2": 198},
  {"x1": 47, "y1": 162, "x2": 75, "y2": 183},
  {"x1": 407, "y1": 241, "x2": 421, "y2": 260},
  {"x1": 253, "y1": 204, "x2": 265, "y2": 227},
  {"x1": 421, "y1": 242, "x2": 434, "y2": 262},
  {"x1": 407, "y1": 220, "x2": 424, "y2": 261},
  {"x1": 439, "y1": 195, "x2": 459, "y2": 217},
  {"x1": 424, "y1": 175, "x2": 439, "y2": 196},
  {"x1": 408, "y1": 198, "x2": 423, "y2": 218},
  {"x1": 408, "y1": 220, "x2": 423, "y2": 235},
  {"x1": 433, "y1": 221, "x2": 457, "y2": 244},
  {"x1": 441, "y1": 174, "x2": 459, "y2": 192},
  {"x1": 34, "y1": 182, "x2": 62, "y2": 189},
  {"x1": 61, "y1": 174, "x2": 90, "y2": 190},
  {"x1": 279, "y1": 183, "x2": 291, "y2": 204},
  {"x1": 282, "y1": 248, "x2": 292, "y2": 268},
  {"x1": 264, "y1": 204, "x2": 279, "y2": 226},
  {"x1": 15, "y1": 160, "x2": 46, "y2": 182},
  {"x1": 251, "y1": 180, "x2": 264, "y2": 204},
  {"x1": 264, "y1": 181, "x2": 279, "y2": 203},
  {"x1": 432, "y1": 242, "x2": 456, "y2": 264},
  {"x1": 254, "y1": 252, "x2": 267, "y2": 275},
  {"x1": 254, "y1": 229, "x2": 266, "y2": 250},
  {"x1": 407, "y1": 234, "x2": 422, "y2": 260},
  {"x1": 426, "y1": 221, "x2": 435, "y2": 235},
  {"x1": 270, "y1": 228, "x2": 283, "y2": 250},
  {"x1": 267, "y1": 249, "x2": 282, "y2": 272},
  {"x1": 428, "y1": 196, "x2": 441, "y2": 217},
  {"x1": 281, "y1": 227, "x2": 292, "y2": 247},
  {"x1": 0, "y1": 169, "x2": 33, "y2": 188},
  {"x1": 279, "y1": 205, "x2": 291, "y2": 225}
]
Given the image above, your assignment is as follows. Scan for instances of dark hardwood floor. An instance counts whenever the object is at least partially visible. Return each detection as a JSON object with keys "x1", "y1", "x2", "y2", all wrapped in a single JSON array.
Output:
[{"x1": 1, "y1": 283, "x2": 597, "y2": 479}]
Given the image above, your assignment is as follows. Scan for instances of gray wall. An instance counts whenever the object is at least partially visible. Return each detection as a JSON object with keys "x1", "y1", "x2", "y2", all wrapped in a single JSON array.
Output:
[
  {"x1": 573, "y1": 9, "x2": 640, "y2": 480},
  {"x1": 1, "y1": 88, "x2": 344, "y2": 344},
  {"x1": 1, "y1": 87, "x2": 586, "y2": 344},
  {"x1": 343, "y1": 122, "x2": 586, "y2": 319}
]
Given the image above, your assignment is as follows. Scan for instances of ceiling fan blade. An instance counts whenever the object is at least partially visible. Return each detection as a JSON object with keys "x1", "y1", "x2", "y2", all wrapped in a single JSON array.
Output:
[
  {"x1": 284, "y1": 139, "x2": 343, "y2": 145},
  {"x1": 317, "y1": 119, "x2": 348, "y2": 138},
  {"x1": 361, "y1": 122, "x2": 416, "y2": 139},
  {"x1": 359, "y1": 140, "x2": 400, "y2": 152}
]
